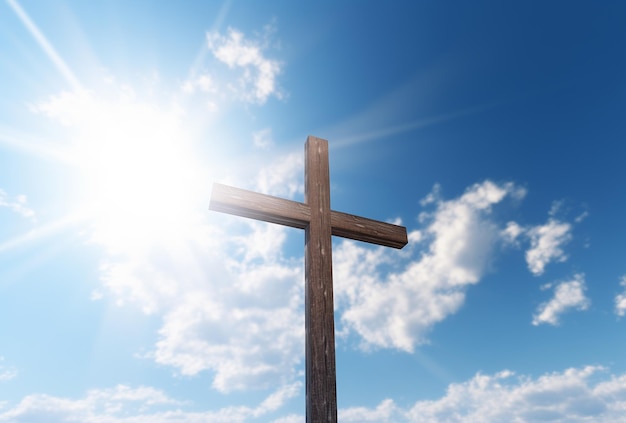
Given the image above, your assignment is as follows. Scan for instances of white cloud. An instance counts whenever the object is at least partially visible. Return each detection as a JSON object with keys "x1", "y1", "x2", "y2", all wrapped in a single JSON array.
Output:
[
  {"x1": 0, "y1": 189, "x2": 35, "y2": 220},
  {"x1": 575, "y1": 210, "x2": 589, "y2": 223},
  {"x1": 253, "y1": 382, "x2": 302, "y2": 417},
  {"x1": 525, "y1": 218, "x2": 572, "y2": 276},
  {"x1": 499, "y1": 207, "x2": 579, "y2": 276},
  {"x1": 180, "y1": 25, "x2": 284, "y2": 108},
  {"x1": 254, "y1": 152, "x2": 303, "y2": 198},
  {"x1": 533, "y1": 274, "x2": 590, "y2": 326},
  {"x1": 152, "y1": 266, "x2": 304, "y2": 392},
  {"x1": 501, "y1": 221, "x2": 524, "y2": 245},
  {"x1": 405, "y1": 365, "x2": 624, "y2": 422},
  {"x1": 549, "y1": 199, "x2": 564, "y2": 217},
  {"x1": 334, "y1": 181, "x2": 523, "y2": 352},
  {"x1": 252, "y1": 127, "x2": 274, "y2": 149},
  {"x1": 0, "y1": 384, "x2": 182, "y2": 422},
  {"x1": 271, "y1": 415, "x2": 303, "y2": 423},
  {"x1": 0, "y1": 357, "x2": 17, "y2": 382},
  {"x1": 615, "y1": 275, "x2": 626, "y2": 317},
  {"x1": 0, "y1": 383, "x2": 300, "y2": 423},
  {"x1": 182, "y1": 73, "x2": 217, "y2": 95},
  {"x1": 206, "y1": 27, "x2": 283, "y2": 104},
  {"x1": 338, "y1": 366, "x2": 626, "y2": 423},
  {"x1": 340, "y1": 399, "x2": 400, "y2": 422},
  {"x1": 94, "y1": 213, "x2": 305, "y2": 393}
]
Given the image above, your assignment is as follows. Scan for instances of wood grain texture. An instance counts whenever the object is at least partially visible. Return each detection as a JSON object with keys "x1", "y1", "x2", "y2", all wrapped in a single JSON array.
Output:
[
  {"x1": 209, "y1": 183, "x2": 310, "y2": 229},
  {"x1": 210, "y1": 184, "x2": 408, "y2": 249},
  {"x1": 330, "y1": 210, "x2": 407, "y2": 249},
  {"x1": 304, "y1": 136, "x2": 337, "y2": 423}
]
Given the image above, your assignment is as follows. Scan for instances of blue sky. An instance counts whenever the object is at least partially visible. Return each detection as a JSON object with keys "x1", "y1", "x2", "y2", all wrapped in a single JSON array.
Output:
[{"x1": 1, "y1": 1, "x2": 626, "y2": 421}]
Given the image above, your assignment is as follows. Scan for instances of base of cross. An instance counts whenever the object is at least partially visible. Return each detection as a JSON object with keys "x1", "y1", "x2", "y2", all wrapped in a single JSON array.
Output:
[{"x1": 210, "y1": 136, "x2": 408, "y2": 422}]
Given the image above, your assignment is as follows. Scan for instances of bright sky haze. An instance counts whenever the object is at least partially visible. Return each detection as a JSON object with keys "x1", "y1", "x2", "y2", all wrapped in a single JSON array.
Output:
[{"x1": 1, "y1": 1, "x2": 626, "y2": 422}]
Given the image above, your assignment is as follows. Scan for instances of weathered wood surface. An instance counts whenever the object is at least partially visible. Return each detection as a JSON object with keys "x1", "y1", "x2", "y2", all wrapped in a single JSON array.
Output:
[
  {"x1": 304, "y1": 137, "x2": 337, "y2": 423},
  {"x1": 210, "y1": 183, "x2": 310, "y2": 229},
  {"x1": 209, "y1": 135, "x2": 408, "y2": 423},
  {"x1": 330, "y1": 210, "x2": 407, "y2": 249},
  {"x1": 210, "y1": 184, "x2": 408, "y2": 249}
]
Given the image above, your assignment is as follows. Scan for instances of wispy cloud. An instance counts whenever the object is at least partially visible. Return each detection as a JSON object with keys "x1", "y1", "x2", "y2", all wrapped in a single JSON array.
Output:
[
  {"x1": 0, "y1": 189, "x2": 35, "y2": 220},
  {"x1": 207, "y1": 27, "x2": 282, "y2": 104},
  {"x1": 615, "y1": 275, "x2": 626, "y2": 317},
  {"x1": 533, "y1": 273, "x2": 590, "y2": 326},
  {"x1": 252, "y1": 127, "x2": 274, "y2": 149},
  {"x1": 0, "y1": 357, "x2": 17, "y2": 382}
]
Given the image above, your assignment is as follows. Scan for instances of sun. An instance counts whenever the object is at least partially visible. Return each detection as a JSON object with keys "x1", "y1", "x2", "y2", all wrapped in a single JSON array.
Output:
[{"x1": 47, "y1": 86, "x2": 207, "y2": 252}]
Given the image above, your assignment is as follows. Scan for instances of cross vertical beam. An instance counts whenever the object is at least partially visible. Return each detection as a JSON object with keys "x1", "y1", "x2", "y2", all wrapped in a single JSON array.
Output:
[{"x1": 305, "y1": 137, "x2": 337, "y2": 422}]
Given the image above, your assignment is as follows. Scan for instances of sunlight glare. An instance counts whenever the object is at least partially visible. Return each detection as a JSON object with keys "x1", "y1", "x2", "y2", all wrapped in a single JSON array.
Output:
[{"x1": 65, "y1": 89, "x2": 205, "y2": 252}]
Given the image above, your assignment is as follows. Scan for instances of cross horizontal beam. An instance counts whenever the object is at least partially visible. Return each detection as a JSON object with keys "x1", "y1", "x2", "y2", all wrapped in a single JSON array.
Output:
[{"x1": 210, "y1": 182, "x2": 408, "y2": 249}]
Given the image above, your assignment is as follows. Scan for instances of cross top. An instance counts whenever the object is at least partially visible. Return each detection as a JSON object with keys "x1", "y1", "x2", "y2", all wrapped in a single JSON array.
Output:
[{"x1": 210, "y1": 136, "x2": 408, "y2": 422}]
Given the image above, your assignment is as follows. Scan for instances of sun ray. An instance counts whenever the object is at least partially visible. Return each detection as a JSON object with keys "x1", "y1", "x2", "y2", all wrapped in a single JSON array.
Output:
[
  {"x1": 0, "y1": 124, "x2": 74, "y2": 163},
  {"x1": 331, "y1": 105, "x2": 492, "y2": 149},
  {"x1": 6, "y1": 0, "x2": 82, "y2": 91},
  {"x1": 0, "y1": 211, "x2": 86, "y2": 254}
]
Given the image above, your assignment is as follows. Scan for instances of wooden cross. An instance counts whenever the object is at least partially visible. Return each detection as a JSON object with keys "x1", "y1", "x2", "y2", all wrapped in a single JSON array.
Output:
[{"x1": 209, "y1": 136, "x2": 408, "y2": 422}]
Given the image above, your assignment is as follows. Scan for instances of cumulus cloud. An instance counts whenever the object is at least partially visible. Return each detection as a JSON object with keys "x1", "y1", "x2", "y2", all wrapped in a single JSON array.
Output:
[
  {"x1": 525, "y1": 219, "x2": 572, "y2": 276},
  {"x1": 533, "y1": 274, "x2": 590, "y2": 326},
  {"x1": 178, "y1": 24, "x2": 283, "y2": 109},
  {"x1": 152, "y1": 263, "x2": 304, "y2": 392},
  {"x1": 0, "y1": 383, "x2": 300, "y2": 423},
  {"x1": 334, "y1": 181, "x2": 525, "y2": 351},
  {"x1": 338, "y1": 366, "x2": 626, "y2": 422},
  {"x1": 615, "y1": 275, "x2": 626, "y2": 317},
  {"x1": 0, "y1": 189, "x2": 35, "y2": 220},
  {"x1": 93, "y1": 205, "x2": 306, "y2": 393}
]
